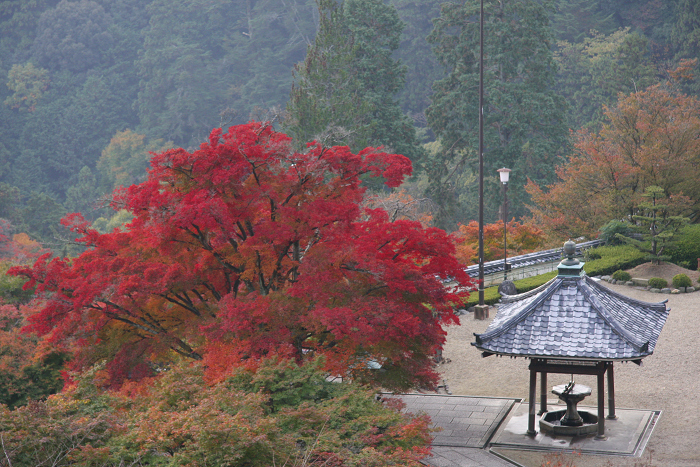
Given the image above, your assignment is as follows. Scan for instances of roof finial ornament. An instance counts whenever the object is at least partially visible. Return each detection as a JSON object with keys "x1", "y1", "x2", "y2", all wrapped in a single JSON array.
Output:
[{"x1": 561, "y1": 239, "x2": 579, "y2": 266}]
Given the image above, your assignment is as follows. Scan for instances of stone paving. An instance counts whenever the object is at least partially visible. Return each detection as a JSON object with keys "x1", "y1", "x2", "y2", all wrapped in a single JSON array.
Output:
[
  {"x1": 394, "y1": 394, "x2": 520, "y2": 467},
  {"x1": 393, "y1": 394, "x2": 660, "y2": 466}
]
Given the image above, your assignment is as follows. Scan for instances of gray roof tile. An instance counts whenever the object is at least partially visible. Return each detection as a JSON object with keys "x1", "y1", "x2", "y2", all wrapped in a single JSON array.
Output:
[{"x1": 473, "y1": 276, "x2": 668, "y2": 361}]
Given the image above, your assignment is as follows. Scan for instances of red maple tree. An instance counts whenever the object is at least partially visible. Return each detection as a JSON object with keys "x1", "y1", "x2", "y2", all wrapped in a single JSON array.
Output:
[{"x1": 12, "y1": 122, "x2": 472, "y2": 390}]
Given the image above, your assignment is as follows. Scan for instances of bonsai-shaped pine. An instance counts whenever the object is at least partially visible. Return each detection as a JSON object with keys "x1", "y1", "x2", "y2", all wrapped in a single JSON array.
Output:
[{"x1": 615, "y1": 186, "x2": 690, "y2": 265}]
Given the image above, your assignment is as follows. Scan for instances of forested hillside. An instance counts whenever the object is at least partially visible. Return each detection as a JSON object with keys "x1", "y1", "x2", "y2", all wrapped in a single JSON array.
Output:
[
  {"x1": 0, "y1": 2, "x2": 699, "y2": 461},
  {"x1": 0, "y1": 0, "x2": 698, "y2": 245}
]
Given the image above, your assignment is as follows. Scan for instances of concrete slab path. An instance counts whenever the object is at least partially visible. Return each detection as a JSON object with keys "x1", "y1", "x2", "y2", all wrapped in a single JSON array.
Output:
[{"x1": 395, "y1": 394, "x2": 520, "y2": 467}]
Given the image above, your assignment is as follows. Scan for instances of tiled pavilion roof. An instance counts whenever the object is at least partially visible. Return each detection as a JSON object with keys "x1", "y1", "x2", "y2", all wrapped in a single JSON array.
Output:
[{"x1": 472, "y1": 274, "x2": 669, "y2": 361}]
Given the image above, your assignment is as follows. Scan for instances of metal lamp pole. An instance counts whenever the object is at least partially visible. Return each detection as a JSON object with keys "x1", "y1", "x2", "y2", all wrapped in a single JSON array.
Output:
[
  {"x1": 498, "y1": 168, "x2": 511, "y2": 281},
  {"x1": 477, "y1": 0, "x2": 485, "y2": 307}
]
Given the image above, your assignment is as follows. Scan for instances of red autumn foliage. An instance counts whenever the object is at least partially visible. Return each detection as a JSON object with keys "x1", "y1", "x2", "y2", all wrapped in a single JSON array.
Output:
[{"x1": 11, "y1": 122, "x2": 472, "y2": 390}]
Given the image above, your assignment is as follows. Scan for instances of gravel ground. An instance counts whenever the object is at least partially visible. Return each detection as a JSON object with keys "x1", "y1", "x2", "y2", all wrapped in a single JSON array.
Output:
[{"x1": 438, "y1": 276, "x2": 700, "y2": 467}]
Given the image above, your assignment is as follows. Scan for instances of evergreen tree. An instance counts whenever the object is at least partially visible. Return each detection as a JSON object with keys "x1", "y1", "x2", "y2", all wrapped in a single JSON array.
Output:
[
  {"x1": 284, "y1": 0, "x2": 424, "y2": 164},
  {"x1": 30, "y1": 0, "x2": 113, "y2": 73},
  {"x1": 550, "y1": 0, "x2": 621, "y2": 43},
  {"x1": 393, "y1": 0, "x2": 444, "y2": 123},
  {"x1": 426, "y1": 0, "x2": 567, "y2": 230},
  {"x1": 65, "y1": 166, "x2": 100, "y2": 220},
  {"x1": 137, "y1": 0, "x2": 317, "y2": 148},
  {"x1": 673, "y1": 0, "x2": 700, "y2": 60},
  {"x1": 555, "y1": 28, "x2": 658, "y2": 131},
  {"x1": 615, "y1": 186, "x2": 690, "y2": 265},
  {"x1": 672, "y1": 0, "x2": 700, "y2": 95},
  {"x1": 18, "y1": 191, "x2": 65, "y2": 245}
]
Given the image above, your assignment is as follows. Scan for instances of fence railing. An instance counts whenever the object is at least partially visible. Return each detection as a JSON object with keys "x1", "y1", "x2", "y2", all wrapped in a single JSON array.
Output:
[{"x1": 463, "y1": 239, "x2": 604, "y2": 287}]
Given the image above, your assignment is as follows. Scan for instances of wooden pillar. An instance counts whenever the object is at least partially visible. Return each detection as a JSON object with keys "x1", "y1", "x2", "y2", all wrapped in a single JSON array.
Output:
[
  {"x1": 539, "y1": 369, "x2": 547, "y2": 415},
  {"x1": 595, "y1": 367, "x2": 606, "y2": 439},
  {"x1": 528, "y1": 366, "x2": 537, "y2": 435},
  {"x1": 607, "y1": 362, "x2": 617, "y2": 419}
]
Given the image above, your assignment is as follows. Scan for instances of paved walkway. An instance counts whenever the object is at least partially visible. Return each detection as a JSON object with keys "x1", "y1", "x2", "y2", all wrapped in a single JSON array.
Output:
[
  {"x1": 395, "y1": 394, "x2": 659, "y2": 466},
  {"x1": 396, "y1": 394, "x2": 520, "y2": 467}
]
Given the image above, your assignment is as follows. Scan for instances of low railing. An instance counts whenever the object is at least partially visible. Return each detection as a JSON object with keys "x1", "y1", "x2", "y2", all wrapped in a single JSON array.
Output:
[{"x1": 463, "y1": 239, "x2": 604, "y2": 287}]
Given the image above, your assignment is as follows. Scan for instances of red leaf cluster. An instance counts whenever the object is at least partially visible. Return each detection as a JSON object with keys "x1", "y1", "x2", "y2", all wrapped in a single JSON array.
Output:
[{"x1": 12, "y1": 123, "x2": 472, "y2": 390}]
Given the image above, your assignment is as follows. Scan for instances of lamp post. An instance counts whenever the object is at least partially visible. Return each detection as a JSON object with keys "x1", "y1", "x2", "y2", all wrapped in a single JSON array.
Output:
[
  {"x1": 477, "y1": 0, "x2": 485, "y2": 309},
  {"x1": 497, "y1": 168, "x2": 511, "y2": 281}
]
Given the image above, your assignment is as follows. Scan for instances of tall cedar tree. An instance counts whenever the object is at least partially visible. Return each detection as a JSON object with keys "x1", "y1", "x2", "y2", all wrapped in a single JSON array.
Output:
[
  {"x1": 12, "y1": 122, "x2": 472, "y2": 391},
  {"x1": 285, "y1": 0, "x2": 424, "y2": 164},
  {"x1": 426, "y1": 0, "x2": 567, "y2": 230}
]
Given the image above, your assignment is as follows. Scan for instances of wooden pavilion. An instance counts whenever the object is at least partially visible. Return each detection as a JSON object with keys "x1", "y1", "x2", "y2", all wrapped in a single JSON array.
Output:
[{"x1": 472, "y1": 241, "x2": 669, "y2": 439}]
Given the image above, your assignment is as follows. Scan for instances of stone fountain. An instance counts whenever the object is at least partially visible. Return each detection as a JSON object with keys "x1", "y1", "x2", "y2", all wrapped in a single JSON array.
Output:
[{"x1": 540, "y1": 381, "x2": 599, "y2": 436}]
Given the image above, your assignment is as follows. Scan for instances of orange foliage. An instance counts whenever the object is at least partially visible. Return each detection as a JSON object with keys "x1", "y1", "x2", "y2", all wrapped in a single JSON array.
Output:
[
  {"x1": 527, "y1": 71, "x2": 700, "y2": 240},
  {"x1": 455, "y1": 220, "x2": 545, "y2": 266}
]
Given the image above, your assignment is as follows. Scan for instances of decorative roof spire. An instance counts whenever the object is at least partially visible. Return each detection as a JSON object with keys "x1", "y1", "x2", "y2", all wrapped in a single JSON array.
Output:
[{"x1": 558, "y1": 239, "x2": 584, "y2": 277}]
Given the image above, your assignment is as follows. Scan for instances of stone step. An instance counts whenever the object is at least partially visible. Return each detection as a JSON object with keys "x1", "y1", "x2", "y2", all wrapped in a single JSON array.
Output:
[{"x1": 631, "y1": 277, "x2": 649, "y2": 287}]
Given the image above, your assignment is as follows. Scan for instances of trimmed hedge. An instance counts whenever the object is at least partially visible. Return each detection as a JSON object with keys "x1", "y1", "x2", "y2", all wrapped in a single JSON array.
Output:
[
  {"x1": 580, "y1": 245, "x2": 647, "y2": 277},
  {"x1": 464, "y1": 286, "x2": 503, "y2": 307}
]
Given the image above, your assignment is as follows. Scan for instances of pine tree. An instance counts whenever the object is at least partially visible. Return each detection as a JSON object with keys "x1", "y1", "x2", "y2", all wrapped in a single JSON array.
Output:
[
  {"x1": 615, "y1": 186, "x2": 690, "y2": 265},
  {"x1": 284, "y1": 0, "x2": 424, "y2": 164}
]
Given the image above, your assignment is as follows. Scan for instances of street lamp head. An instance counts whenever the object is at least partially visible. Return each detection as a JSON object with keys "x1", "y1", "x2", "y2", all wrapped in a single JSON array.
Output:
[{"x1": 497, "y1": 167, "x2": 511, "y2": 184}]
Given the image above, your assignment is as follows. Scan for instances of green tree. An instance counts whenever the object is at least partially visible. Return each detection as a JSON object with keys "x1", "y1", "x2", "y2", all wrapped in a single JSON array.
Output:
[
  {"x1": 615, "y1": 186, "x2": 690, "y2": 264},
  {"x1": 18, "y1": 191, "x2": 65, "y2": 245},
  {"x1": 30, "y1": 0, "x2": 113, "y2": 73},
  {"x1": 393, "y1": 0, "x2": 444, "y2": 122},
  {"x1": 673, "y1": 0, "x2": 700, "y2": 60},
  {"x1": 91, "y1": 209, "x2": 133, "y2": 234},
  {"x1": 285, "y1": 0, "x2": 424, "y2": 164},
  {"x1": 426, "y1": 0, "x2": 567, "y2": 230},
  {"x1": 0, "y1": 183, "x2": 20, "y2": 223},
  {"x1": 0, "y1": 0, "x2": 55, "y2": 54},
  {"x1": 4, "y1": 62, "x2": 49, "y2": 112},
  {"x1": 672, "y1": 0, "x2": 700, "y2": 95},
  {"x1": 550, "y1": 0, "x2": 621, "y2": 43},
  {"x1": 555, "y1": 28, "x2": 659, "y2": 130},
  {"x1": 137, "y1": 0, "x2": 317, "y2": 148},
  {"x1": 65, "y1": 166, "x2": 101, "y2": 219},
  {"x1": 97, "y1": 129, "x2": 172, "y2": 192},
  {"x1": 10, "y1": 73, "x2": 126, "y2": 196}
]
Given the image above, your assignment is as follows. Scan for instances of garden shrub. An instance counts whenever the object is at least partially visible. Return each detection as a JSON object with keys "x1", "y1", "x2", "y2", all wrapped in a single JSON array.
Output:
[
  {"x1": 672, "y1": 274, "x2": 692, "y2": 288},
  {"x1": 582, "y1": 245, "x2": 646, "y2": 277},
  {"x1": 611, "y1": 270, "x2": 632, "y2": 282},
  {"x1": 599, "y1": 220, "x2": 636, "y2": 246},
  {"x1": 514, "y1": 271, "x2": 557, "y2": 293},
  {"x1": 669, "y1": 224, "x2": 700, "y2": 270},
  {"x1": 648, "y1": 277, "x2": 668, "y2": 289},
  {"x1": 0, "y1": 358, "x2": 433, "y2": 467}
]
